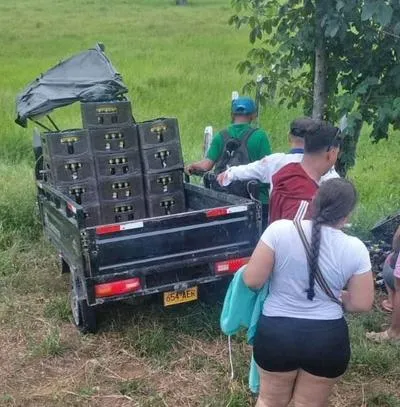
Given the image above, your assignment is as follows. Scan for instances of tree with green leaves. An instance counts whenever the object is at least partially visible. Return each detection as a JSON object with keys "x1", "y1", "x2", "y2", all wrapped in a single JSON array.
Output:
[{"x1": 230, "y1": 0, "x2": 400, "y2": 175}]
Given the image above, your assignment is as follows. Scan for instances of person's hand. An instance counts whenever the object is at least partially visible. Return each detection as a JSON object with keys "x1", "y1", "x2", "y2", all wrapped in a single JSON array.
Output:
[
  {"x1": 217, "y1": 170, "x2": 230, "y2": 186},
  {"x1": 339, "y1": 290, "x2": 349, "y2": 305},
  {"x1": 184, "y1": 164, "x2": 194, "y2": 176}
]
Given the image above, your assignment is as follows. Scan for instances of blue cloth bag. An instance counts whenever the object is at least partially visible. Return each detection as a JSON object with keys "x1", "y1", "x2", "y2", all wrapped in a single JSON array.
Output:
[{"x1": 220, "y1": 265, "x2": 269, "y2": 393}]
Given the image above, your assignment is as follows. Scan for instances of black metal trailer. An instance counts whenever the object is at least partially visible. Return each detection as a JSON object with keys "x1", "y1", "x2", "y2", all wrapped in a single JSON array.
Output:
[
  {"x1": 36, "y1": 179, "x2": 261, "y2": 333},
  {"x1": 17, "y1": 43, "x2": 263, "y2": 333}
]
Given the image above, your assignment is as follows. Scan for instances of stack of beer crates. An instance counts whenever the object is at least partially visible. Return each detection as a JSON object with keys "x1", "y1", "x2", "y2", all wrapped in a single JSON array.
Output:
[
  {"x1": 81, "y1": 100, "x2": 146, "y2": 224},
  {"x1": 137, "y1": 118, "x2": 185, "y2": 217},
  {"x1": 41, "y1": 127, "x2": 102, "y2": 226},
  {"x1": 41, "y1": 101, "x2": 186, "y2": 226}
]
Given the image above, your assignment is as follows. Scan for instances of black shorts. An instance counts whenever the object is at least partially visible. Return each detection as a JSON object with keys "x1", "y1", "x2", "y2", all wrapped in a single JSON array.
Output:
[{"x1": 253, "y1": 315, "x2": 350, "y2": 378}]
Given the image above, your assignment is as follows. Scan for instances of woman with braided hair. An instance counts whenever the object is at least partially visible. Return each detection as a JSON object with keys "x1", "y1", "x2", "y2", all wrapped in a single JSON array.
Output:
[{"x1": 243, "y1": 178, "x2": 374, "y2": 407}]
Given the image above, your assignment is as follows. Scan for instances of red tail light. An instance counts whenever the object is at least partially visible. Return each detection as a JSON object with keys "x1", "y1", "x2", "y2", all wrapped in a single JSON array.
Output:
[
  {"x1": 96, "y1": 224, "x2": 121, "y2": 235},
  {"x1": 96, "y1": 221, "x2": 144, "y2": 235},
  {"x1": 206, "y1": 205, "x2": 247, "y2": 218},
  {"x1": 214, "y1": 257, "x2": 250, "y2": 275},
  {"x1": 67, "y1": 202, "x2": 77, "y2": 214},
  {"x1": 95, "y1": 277, "x2": 142, "y2": 298}
]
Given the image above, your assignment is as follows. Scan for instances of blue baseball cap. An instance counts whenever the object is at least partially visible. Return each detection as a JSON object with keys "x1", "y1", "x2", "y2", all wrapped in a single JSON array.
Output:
[{"x1": 231, "y1": 97, "x2": 257, "y2": 115}]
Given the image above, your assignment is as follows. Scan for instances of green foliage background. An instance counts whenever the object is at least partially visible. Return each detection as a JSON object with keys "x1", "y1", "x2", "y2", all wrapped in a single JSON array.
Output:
[
  {"x1": 230, "y1": 0, "x2": 400, "y2": 175},
  {"x1": 0, "y1": 0, "x2": 399, "y2": 244}
]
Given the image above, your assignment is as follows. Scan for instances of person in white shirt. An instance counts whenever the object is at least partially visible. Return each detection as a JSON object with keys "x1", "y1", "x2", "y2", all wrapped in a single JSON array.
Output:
[
  {"x1": 216, "y1": 117, "x2": 340, "y2": 192},
  {"x1": 244, "y1": 178, "x2": 374, "y2": 407}
]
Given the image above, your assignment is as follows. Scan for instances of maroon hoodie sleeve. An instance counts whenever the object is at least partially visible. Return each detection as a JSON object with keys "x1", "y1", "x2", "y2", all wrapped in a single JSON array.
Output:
[{"x1": 268, "y1": 163, "x2": 318, "y2": 224}]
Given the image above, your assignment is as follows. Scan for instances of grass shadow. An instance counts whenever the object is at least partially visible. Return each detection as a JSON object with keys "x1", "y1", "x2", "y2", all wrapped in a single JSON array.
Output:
[
  {"x1": 95, "y1": 280, "x2": 230, "y2": 362},
  {"x1": 347, "y1": 311, "x2": 400, "y2": 378}
]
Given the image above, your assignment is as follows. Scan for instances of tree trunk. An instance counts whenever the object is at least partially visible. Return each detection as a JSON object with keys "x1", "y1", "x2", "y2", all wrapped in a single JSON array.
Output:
[
  {"x1": 176, "y1": 0, "x2": 188, "y2": 5},
  {"x1": 312, "y1": 1, "x2": 328, "y2": 120}
]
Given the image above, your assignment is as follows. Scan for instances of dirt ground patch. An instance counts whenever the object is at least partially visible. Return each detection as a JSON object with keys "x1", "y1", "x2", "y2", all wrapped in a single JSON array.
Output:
[{"x1": 1, "y1": 256, "x2": 399, "y2": 406}]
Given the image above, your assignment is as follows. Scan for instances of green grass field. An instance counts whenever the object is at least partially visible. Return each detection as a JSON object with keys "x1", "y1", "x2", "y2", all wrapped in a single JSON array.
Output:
[{"x1": 1, "y1": 0, "x2": 400, "y2": 406}]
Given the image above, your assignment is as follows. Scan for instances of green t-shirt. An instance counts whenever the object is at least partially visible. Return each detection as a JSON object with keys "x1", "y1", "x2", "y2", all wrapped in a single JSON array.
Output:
[{"x1": 206, "y1": 123, "x2": 272, "y2": 203}]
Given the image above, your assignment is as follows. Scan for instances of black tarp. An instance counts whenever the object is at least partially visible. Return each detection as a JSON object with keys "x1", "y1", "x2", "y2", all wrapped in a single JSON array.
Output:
[{"x1": 15, "y1": 43, "x2": 129, "y2": 127}]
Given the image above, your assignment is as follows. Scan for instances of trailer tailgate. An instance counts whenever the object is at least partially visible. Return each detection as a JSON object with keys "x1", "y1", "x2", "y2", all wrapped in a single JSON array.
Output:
[{"x1": 89, "y1": 203, "x2": 258, "y2": 277}]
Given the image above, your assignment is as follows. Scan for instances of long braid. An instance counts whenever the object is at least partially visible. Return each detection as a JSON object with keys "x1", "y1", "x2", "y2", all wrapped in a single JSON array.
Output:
[
  {"x1": 307, "y1": 215, "x2": 324, "y2": 301},
  {"x1": 303, "y1": 178, "x2": 358, "y2": 302}
]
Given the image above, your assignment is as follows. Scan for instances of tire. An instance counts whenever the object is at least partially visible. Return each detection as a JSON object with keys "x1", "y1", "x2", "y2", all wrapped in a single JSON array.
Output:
[{"x1": 70, "y1": 273, "x2": 97, "y2": 334}]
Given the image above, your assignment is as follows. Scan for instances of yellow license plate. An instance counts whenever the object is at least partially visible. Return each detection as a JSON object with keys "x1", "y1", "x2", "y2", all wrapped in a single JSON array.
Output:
[{"x1": 163, "y1": 287, "x2": 198, "y2": 306}]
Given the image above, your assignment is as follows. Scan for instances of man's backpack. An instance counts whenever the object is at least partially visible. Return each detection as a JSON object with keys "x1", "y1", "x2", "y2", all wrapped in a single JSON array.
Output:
[{"x1": 210, "y1": 127, "x2": 258, "y2": 198}]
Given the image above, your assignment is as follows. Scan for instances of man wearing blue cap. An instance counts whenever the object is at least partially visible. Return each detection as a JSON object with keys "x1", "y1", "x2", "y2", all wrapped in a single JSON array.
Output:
[{"x1": 185, "y1": 97, "x2": 272, "y2": 215}]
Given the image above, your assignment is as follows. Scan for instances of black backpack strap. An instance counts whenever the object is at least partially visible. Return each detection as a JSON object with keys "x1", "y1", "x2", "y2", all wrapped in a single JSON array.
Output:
[
  {"x1": 240, "y1": 127, "x2": 258, "y2": 146},
  {"x1": 221, "y1": 127, "x2": 258, "y2": 146},
  {"x1": 214, "y1": 129, "x2": 236, "y2": 174},
  {"x1": 220, "y1": 128, "x2": 234, "y2": 144},
  {"x1": 236, "y1": 127, "x2": 258, "y2": 164}
]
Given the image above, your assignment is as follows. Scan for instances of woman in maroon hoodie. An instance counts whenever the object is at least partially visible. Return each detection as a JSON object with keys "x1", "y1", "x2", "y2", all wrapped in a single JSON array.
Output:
[{"x1": 268, "y1": 121, "x2": 342, "y2": 224}]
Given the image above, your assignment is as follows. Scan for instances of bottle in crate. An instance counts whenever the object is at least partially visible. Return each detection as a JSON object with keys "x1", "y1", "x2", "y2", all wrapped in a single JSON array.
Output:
[
  {"x1": 82, "y1": 204, "x2": 101, "y2": 228},
  {"x1": 56, "y1": 178, "x2": 99, "y2": 206},
  {"x1": 94, "y1": 149, "x2": 142, "y2": 177},
  {"x1": 146, "y1": 191, "x2": 186, "y2": 217},
  {"x1": 141, "y1": 141, "x2": 184, "y2": 174},
  {"x1": 89, "y1": 126, "x2": 139, "y2": 152},
  {"x1": 81, "y1": 100, "x2": 133, "y2": 128},
  {"x1": 40, "y1": 155, "x2": 52, "y2": 183},
  {"x1": 138, "y1": 117, "x2": 184, "y2": 175},
  {"x1": 100, "y1": 197, "x2": 147, "y2": 224},
  {"x1": 143, "y1": 170, "x2": 184, "y2": 195},
  {"x1": 40, "y1": 129, "x2": 90, "y2": 157},
  {"x1": 44, "y1": 152, "x2": 96, "y2": 183},
  {"x1": 137, "y1": 118, "x2": 180, "y2": 149},
  {"x1": 98, "y1": 173, "x2": 144, "y2": 201}
]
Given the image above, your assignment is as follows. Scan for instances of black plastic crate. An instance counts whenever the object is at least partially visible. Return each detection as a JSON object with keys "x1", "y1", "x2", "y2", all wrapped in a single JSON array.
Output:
[
  {"x1": 56, "y1": 178, "x2": 99, "y2": 206},
  {"x1": 101, "y1": 197, "x2": 147, "y2": 224},
  {"x1": 82, "y1": 204, "x2": 101, "y2": 228},
  {"x1": 141, "y1": 141, "x2": 184, "y2": 174},
  {"x1": 81, "y1": 100, "x2": 133, "y2": 128},
  {"x1": 89, "y1": 126, "x2": 139, "y2": 152},
  {"x1": 137, "y1": 118, "x2": 180, "y2": 149},
  {"x1": 41, "y1": 129, "x2": 90, "y2": 157},
  {"x1": 98, "y1": 174, "x2": 144, "y2": 201},
  {"x1": 143, "y1": 170, "x2": 184, "y2": 195},
  {"x1": 40, "y1": 156, "x2": 52, "y2": 183},
  {"x1": 94, "y1": 149, "x2": 142, "y2": 177},
  {"x1": 44, "y1": 153, "x2": 96, "y2": 182},
  {"x1": 371, "y1": 211, "x2": 400, "y2": 243},
  {"x1": 146, "y1": 191, "x2": 186, "y2": 217}
]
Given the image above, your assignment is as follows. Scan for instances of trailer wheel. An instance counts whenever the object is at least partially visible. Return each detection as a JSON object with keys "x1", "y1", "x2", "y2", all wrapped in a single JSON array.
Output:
[{"x1": 70, "y1": 273, "x2": 97, "y2": 334}]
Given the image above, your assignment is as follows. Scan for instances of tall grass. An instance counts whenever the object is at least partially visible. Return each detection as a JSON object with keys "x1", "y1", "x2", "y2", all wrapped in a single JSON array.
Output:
[{"x1": 0, "y1": 162, "x2": 39, "y2": 241}]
